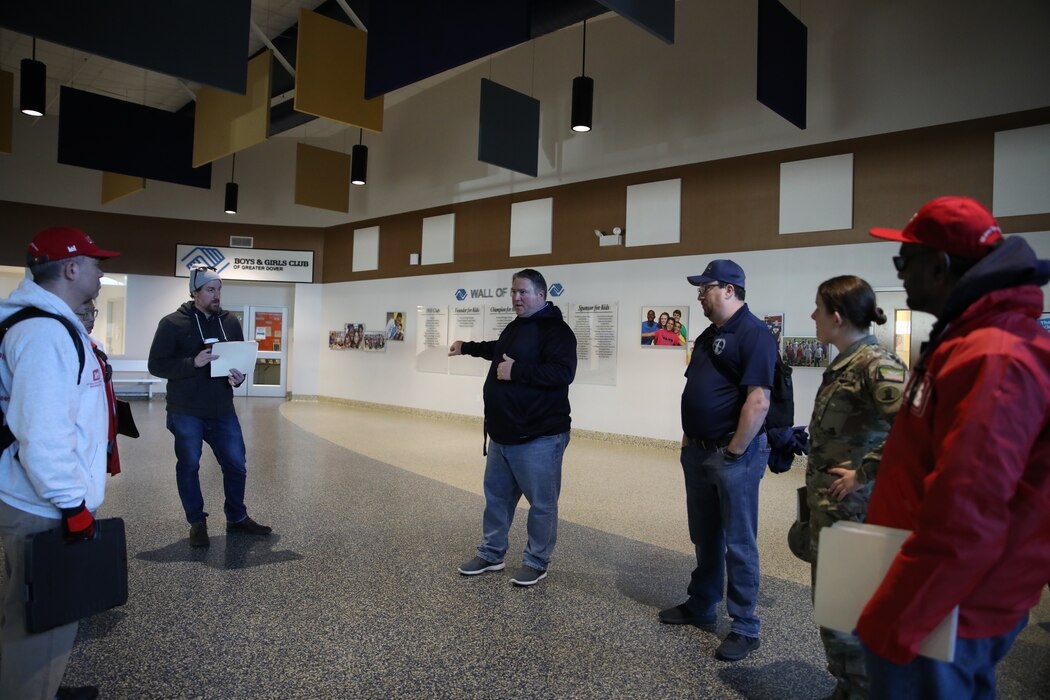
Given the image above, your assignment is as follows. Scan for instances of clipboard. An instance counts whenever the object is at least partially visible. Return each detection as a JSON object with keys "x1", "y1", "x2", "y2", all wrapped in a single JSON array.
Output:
[
  {"x1": 209, "y1": 341, "x2": 259, "y2": 378},
  {"x1": 23, "y1": 518, "x2": 129, "y2": 633},
  {"x1": 815, "y1": 521, "x2": 958, "y2": 662}
]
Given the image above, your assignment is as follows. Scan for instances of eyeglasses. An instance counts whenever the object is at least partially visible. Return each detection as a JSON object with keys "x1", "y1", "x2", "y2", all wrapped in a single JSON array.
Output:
[
  {"x1": 892, "y1": 249, "x2": 946, "y2": 272},
  {"x1": 77, "y1": 308, "x2": 99, "y2": 320},
  {"x1": 697, "y1": 283, "x2": 723, "y2": 297}
]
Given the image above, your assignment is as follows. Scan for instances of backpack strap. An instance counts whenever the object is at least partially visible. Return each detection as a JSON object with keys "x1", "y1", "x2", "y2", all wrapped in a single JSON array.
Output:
[{"x1": 0, "y1": 308, "x2": 87, "y2": 453}]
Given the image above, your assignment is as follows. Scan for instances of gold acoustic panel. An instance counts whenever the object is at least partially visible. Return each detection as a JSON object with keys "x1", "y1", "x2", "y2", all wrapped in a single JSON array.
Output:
[
  {"x1": 294, "y1": 9, "x2": 383, "y2": 132},
  {"x1": 192, "y1": 51, "x2": 272, "y2": 167},
  {"x1": 0, "y1": 70, "x2": 12, "y2": 153},
  {"x1": 101, "y1": 171, "x2": 145, "y2": 204},
  {"x1": 295, "y1": 142, "x2": 350, "y2": 213}
]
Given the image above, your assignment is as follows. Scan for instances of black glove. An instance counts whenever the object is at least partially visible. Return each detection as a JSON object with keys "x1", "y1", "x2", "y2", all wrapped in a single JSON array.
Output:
[{"x1": 60, "y1": 501, "x2": 96, "y2": 542}]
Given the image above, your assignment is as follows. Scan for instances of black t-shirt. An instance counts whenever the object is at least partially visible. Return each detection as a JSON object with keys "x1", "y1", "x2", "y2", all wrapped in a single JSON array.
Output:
[{"x1": 681, "y1": 304, "x2": 776, "y2": 440}]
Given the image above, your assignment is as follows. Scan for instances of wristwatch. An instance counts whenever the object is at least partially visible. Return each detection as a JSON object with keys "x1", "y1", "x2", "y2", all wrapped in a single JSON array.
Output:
[{"x1": 721, "y1": 446, "x2": 742, "y2": 460}]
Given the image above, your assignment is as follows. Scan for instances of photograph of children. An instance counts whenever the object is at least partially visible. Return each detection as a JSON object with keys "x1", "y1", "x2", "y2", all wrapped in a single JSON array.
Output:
[
  {"x1": 363, "y1": 331, "x2": 387, "y2": 352},
  {"x1": 345, "y1": 323, "x2": 364, "y2": 350},
  {"x1": 782, "y1": 336, "x2": 830, "y2": 368},
  {"x1": 385, "y1": 311, "x2": 405, "y2": 341},
  {"x1": 763, "y1": 314, "x2": 784, "y2": 350},
  {"x1": 328, "y1": 330, "x2": 347, "y2": 350},
  {"x1": 641, "y1": 307, "x2": 689, "y2": 347}
]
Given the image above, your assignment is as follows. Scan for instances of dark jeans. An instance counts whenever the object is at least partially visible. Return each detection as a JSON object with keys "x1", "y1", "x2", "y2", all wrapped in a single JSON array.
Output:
[
  {"x1": 167, "y1": 411, "x2": 248, "y2": 524},
  {"x1": 865, "y1": 615, "x2": 1027, "y2": 700},
  {"x1": 680, "y1": 432, "x2": 769, "y2": 638}
]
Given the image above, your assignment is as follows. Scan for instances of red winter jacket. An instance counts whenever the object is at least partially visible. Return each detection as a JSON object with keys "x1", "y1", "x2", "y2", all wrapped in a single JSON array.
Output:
[{"x1": 857, "y1": 283, "x2": 1050, "y2": 665}]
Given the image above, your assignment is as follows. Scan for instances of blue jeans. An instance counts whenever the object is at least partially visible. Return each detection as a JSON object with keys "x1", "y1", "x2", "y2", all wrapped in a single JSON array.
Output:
[
  {"x1": 477, "y1": 432, "x2": 569, "y2": 571},
  {"x1": 680, "y1": 432, "x2": 769, "y2": 638},
  {"x1": 865, "y1": 615, "x2": 1027, "y2": 700},
  {"x1": 167, "y1": 411, "x2": 248, "y2": 524}
]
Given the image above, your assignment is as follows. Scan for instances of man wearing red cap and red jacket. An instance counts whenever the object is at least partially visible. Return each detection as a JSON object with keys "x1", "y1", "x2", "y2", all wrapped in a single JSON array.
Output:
[
  {"x1": 859, "y1": 197, "x2": 1050, "y2": 698},
  {"x1": 0, "y1": 227, "x2": 120, "y2": 700}
]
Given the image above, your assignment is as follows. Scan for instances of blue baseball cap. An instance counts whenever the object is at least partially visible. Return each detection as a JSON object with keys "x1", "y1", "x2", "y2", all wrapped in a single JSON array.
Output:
[{"x1": 687, "y1": 259, "x2": 746, "y2": 289}]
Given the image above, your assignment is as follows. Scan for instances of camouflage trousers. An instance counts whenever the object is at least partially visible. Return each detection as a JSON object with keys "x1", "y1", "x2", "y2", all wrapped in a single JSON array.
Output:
[{"x1": 810, "y1": 503, "x2": 870, "y2": 700}]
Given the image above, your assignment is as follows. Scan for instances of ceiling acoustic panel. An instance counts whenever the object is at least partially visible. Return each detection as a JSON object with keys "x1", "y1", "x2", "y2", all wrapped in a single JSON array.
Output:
[
  {"x1": 364, "y1": 0, "x2": 530, "y2": 99},
  {"x1": 478, "y1": 79, "x2": 539, "y2": 178},
  {"x1": 0, "y1": 0, "x2": 251, "y2": 94},
  {"x1": 757, "y1": 0, "x2": 807, "y2": 129},
  {"x1": 101, "y1": 171, "x2": 145, "y2": 205},
  {"x1": 295, "y1": 9, "x2": 384, "y2": 132},
  {"x1": 192, "y1": 51, "x2": 273, "y2": 168},
  {"x1": 295, "y1": 143, "x2": 351, "y2": 213},
  {"x1": 596, "y1": 0, "x2": 675, "y2": 44},
  {"x1": 58, "y1": 86, "x2": 211, "y2": 189}
]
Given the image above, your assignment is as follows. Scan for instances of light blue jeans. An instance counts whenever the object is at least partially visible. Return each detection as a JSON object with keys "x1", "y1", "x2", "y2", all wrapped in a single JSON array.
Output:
[
  {"x1": 476, "y1": 432, "x2": 569, "y2": 571},
  {"x1": 680, "y1": 432, "x2": 769, "y2": 638},
  {"x1": 865, "y1": 615, "x2": 1027, "y2": 700}
]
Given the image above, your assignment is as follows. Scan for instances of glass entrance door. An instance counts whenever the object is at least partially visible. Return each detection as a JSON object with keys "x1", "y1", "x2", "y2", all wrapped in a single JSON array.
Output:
[{"x1": 227, "y1": 306, "x2": 288, "y2": 398}]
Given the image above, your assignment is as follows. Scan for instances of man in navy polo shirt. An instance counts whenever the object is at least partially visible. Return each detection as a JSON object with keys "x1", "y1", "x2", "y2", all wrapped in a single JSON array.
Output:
[{"x1": 659, "y1": 259, "x2": 776, "y2": 662}]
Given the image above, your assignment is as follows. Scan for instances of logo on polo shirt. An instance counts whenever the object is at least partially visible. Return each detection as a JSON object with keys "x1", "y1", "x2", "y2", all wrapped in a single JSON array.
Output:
[{"x1": 712, "y1": 338, "x2": 726, "y2": 355}]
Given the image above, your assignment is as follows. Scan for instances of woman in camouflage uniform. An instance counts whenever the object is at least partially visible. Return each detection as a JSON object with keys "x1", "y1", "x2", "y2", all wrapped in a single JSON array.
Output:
[{"x1": 806, "y1": 276, "x2": 907, "y2": 700}]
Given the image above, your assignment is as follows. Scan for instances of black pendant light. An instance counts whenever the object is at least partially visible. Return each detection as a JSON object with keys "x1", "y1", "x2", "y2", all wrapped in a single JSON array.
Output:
[
  {"x1": 351, "y1": 129, "x2": 368, "y2": 185},
  {"x1": 20, "y1": 38, "x2": 46, "y2": 118},
  {"x1": 570, "y1": 21, "x2": 593, "y2": 133},
  {"x1": 224, "y1": 153, "x2": 238, "y2": 214}
]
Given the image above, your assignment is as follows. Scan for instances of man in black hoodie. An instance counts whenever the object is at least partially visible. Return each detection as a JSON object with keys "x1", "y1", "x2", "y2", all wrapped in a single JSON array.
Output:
[
  {"x1": 450, "y1": 269, "x2": 577, "y2": 586},
  {"x1": 148, "y1": 266, "x2": 271, "y2": 547}
]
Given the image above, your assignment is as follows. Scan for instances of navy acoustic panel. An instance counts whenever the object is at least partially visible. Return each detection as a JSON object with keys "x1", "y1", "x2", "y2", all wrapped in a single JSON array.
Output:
[
  {"x1": 757, "y1": 0, "x2": 807, "y2": 129},
  {"x1": 58, "y1": 87, "x2": 211, "y2": 189},
  {"x1": 596, "y1": 0, "x2": 674, "y2": 44},
  {"x1": 364, "y1": 0, "x2": 530, "y2": 99},
  {"x1": 478, "y1": 79, "x2": 539, "y2": 178},
  {"x1": 0, "y1": 1, "x2": 250, "y2": 94}
]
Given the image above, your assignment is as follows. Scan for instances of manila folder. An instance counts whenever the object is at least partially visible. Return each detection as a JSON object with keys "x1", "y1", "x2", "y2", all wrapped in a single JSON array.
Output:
[{"x1": 815, "y1": 521, "x2": 958, "y2": 662}]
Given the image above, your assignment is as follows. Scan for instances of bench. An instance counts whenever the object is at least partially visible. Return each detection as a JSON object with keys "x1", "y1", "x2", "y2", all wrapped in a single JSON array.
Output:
[{"x1": 109, "y1": 359, "x2": 164, "y2": 400}]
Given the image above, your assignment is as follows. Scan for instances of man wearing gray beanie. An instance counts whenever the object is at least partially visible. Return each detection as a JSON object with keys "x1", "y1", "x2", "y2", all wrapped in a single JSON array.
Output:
[{"x1": 148, "y1": 266, "x2": 271, "y2": 547}]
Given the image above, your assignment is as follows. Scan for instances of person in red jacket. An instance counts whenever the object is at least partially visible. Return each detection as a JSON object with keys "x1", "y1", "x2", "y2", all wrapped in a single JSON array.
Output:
[{"x1": 860, "y1": 196, "x2": 1050, "y2": 698}]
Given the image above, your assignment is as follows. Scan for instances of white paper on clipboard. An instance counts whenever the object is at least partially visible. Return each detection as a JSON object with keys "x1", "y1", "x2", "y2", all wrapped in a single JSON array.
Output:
[{"x1": 209, "y1": 341, "x2": 259, "y2": 378}]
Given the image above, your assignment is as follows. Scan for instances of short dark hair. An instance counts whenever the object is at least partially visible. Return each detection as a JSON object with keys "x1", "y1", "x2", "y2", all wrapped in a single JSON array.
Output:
[
  {"x1": 512, "y1": 269, "x2": 547, "y2": 298},
  {"x1": 730, "y1": 284, "x2": 746, "y2": 301}
]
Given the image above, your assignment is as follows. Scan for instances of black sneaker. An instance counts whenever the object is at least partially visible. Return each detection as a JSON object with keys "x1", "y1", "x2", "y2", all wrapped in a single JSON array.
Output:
[
  {"x1": 188, "y1": 520, "x2": 209, "y2": 548},
  {"x1": 458, "y1": 556, "x2": 505, "y2": 575},
  {"x1": 56, "y1": 686, "x2": 99, "y2": 700},
  {"x1": 510, "y1": 565, "x2": 547, "y2": 587},
  {"x1": 658, "y1": 603, "x2": 717, "y2": 630},
  {"x1": 715, "y1": 632, "x2": 760, "y2": 661},
  {"x1": 226, "y1": 516, "x2": 272, "y2": 536}
]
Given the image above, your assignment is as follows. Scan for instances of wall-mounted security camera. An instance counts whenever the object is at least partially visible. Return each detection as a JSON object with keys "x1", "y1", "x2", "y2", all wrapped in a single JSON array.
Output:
[{"x1": 594, "y1": 227, "x2": 623, "y2": 247}]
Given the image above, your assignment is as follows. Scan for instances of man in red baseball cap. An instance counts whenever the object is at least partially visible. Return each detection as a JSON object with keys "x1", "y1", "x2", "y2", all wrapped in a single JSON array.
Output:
[
  {"x1": 858, "y1": 197, "x2": 1050, "y2": 697},
  {"x1": 0, "y1": 226, "x2": 120, "y2": 700}
]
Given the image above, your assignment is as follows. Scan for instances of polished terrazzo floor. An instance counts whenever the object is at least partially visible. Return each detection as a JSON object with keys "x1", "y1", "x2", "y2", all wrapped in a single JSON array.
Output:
[{"x1": 5, "y1": 398, "x2": 1048, "y2": 699}]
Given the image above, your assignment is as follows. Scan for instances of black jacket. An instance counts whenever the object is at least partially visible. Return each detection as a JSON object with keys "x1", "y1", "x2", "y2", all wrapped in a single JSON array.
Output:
[
  {"x1": 461, "y1": 302, "x2": 577, "y2": 444},
  {"x1": 148, "y1": 301, "x2": 244, "y2": 419}
]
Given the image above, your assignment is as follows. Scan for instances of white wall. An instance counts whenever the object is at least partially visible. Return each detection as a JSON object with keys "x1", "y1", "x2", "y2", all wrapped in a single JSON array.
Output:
[
  {"x1": 2, "y1": 1, "x2": 1047, "y2": 226},
  {"x1": 121, "y1": 275, "x2": 294, "y2": 358},
  {"x1": 314, "y1": 233, "x2": 1050, "y2": 442}
]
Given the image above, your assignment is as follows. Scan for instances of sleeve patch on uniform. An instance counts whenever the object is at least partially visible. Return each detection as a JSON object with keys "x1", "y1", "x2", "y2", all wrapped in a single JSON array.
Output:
[
  {"x1": 876, "y1": 366, "x2": 905, "y2": 383},
  {"x1": 877, "y1": 385, "x2": 902, "y2": 404}
]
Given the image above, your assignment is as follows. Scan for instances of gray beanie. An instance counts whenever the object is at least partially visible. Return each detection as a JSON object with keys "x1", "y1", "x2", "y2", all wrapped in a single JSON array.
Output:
[{"x1": 190, "y1": 267, "x2": 222, "y2": 293}]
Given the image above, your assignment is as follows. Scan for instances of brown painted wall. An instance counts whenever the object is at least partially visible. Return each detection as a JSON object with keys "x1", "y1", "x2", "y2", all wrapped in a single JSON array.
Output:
[
  {"x1": 0, "y1": 202, "x2": 325, "y2": 279},
  {"x1": 1, "y1": 108, "x2": 1047, "y2": 284},
  {"x1": 323, "y1": 107, "x2": 1050, "y2": 283}
]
